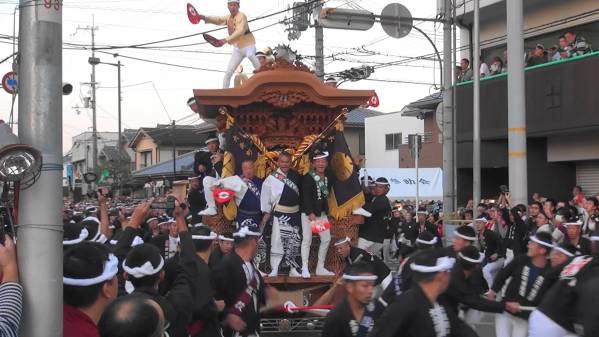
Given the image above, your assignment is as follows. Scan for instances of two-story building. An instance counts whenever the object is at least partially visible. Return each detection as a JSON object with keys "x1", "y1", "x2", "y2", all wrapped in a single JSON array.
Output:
[
  {"x1": 128, "y1": 123, "x2": 216, "y2": 171},
  {"x1": 453, "y1": 0, "x2": 599, "y2": 204}
]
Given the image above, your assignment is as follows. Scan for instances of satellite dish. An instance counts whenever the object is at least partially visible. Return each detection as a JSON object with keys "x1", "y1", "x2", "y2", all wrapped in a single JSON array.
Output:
[{"x1": 380, "y1": 3, "x2": 413, "y2": 39}]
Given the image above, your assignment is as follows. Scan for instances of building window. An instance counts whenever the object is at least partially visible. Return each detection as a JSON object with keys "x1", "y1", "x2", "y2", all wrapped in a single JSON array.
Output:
[
  {"x1": 385, "y1": 133, "x2": 402, "y2": 150},
  {"x1": 359, "y1": 133, "x2": 365, "y2": 155},
  {"x1": 140, "y1": 150, "x2": 152, "y2": 168}
]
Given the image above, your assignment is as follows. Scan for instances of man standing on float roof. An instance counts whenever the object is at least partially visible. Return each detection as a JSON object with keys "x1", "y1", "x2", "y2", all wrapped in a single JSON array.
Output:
[{"x1": 197, "y1": 0, "x2": 261, "y2": 88}]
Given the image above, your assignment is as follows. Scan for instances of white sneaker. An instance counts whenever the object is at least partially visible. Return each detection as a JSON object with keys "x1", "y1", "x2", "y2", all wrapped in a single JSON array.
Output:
[
  {"x1": 301, "y1": 266, "x2": 311, "y2": 279},
  {"x1": 352, "y1": 208, "x2": 372, "y2": 218},
  {"x1": 315, "y1": 266, "x2": 335, "y2": 276},
  {"x1": 289, "y1": 268, "x2": 302, "y2": 278},
  {"x1": 198, "y1": 207, "x2": 217, "y2": 216},
  {"x1": 268, "y1": 270, "x2": 278, "y2": 278}
]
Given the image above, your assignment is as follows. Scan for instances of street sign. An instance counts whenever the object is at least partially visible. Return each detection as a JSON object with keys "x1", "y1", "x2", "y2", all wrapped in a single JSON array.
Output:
[
  {"x1": 318, "y1": 8, "x2": 375, "y2": 31},
  {"x1": 380, "y1": 3, "x2": 413, "y2": 39},
  {"x1": 1, "y1": 71, "x2": 17, "y2": 94}
]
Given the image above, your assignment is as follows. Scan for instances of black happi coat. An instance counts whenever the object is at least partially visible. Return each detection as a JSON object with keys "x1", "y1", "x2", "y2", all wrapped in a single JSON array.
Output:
[
  {"x1": 346, "y1": 246, "x2": 390, "y2": 286},
  {"x1": 134, "y1": 232, "x2": 196, "y2": 337},
  {"x1": 491, "y1": 254, "x2": 551, "y2": 319},
  {"x1": 193, "y1": 150, "x2": 223, "y2": 177},
  {"x1": 404, "y1": 221, "x2": 442, "y2": 248},
  {"x1": 187, "y1": 187, "x2": 207, "y2": 222},
  {"x1": 321, "y1": 298, "x2": 384, "y2": 337},
  {"x1": 277, "y1": 170, "x2": 302, "y2": 207},
  {"x1": 213, "y1": 252, "x2": 266, "y2": 337},
  {"x1": 538, "y1": 255, "x2": 599, "y2": 335},
  {"x1": 300, "y1": 172, "x2": 329, "y2": 216},
  {"x1": 359, "y1": 194, "x2": 392, "y2": 244},
  {"x1": 442, "y1": 263, "x2": 504, "y2": 315},
  {"x1": 179, "y1": 232, "x2": 221, "y2": 337},
  {"x1": 208, "y1": 248, "x2": 226, "y2": 270},
  {"x1": 371, "y1": 285, "x2": 478, "y2": 337},
  {"x1": 478, "y1": 228, "x2": 502, "y2": 261}
]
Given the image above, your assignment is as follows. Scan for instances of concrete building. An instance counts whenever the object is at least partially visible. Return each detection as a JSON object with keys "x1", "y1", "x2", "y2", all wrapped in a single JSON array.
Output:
[
  {"x1": 364, "y1": 110, "x2": 424, "y2": 168},
  {"x1": 452, "y1": 0, "x2": 599, "y2": 204}
]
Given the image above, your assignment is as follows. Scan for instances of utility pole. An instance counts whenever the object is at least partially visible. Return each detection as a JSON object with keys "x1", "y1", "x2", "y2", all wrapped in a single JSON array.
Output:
[
  {"x1": 80, "y1": 21, "x2": 100, "y2": 180},
  {"x1": 117, "y1": 60, "x2": 122, "y2": 151},
  {"x1": 172, "y1": 120, "x2": 176, "y2": 180},
  {"x1": 442, "y1": 0, "x2": 455, "y2": 214},
  {"x1": 506, "y1": 0, "x2": 528, "y2": 205},
  {"x1": 17, "y1": 0, "x2": 63, "y2": 336},
  {"x1": 472, "y1": 0, "x2": 481, "y2": 217},
  {"x1": 313, "y1": 0, "x2": 325, "y2": 80}
]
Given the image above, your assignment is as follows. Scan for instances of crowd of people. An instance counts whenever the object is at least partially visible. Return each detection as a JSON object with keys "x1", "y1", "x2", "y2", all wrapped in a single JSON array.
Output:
[{"x1": 457, "y1": 30, "x2": 593, "y2": 82}]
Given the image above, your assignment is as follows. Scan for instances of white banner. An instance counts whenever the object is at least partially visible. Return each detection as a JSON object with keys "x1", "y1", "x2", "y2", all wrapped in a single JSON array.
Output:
[{"x1": 359, "y1": 167, "x2": 443, "y2": 199}]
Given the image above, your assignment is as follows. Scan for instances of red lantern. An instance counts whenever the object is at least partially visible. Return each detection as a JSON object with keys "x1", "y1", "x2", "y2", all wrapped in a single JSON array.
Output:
[{"x1": 368, "y1": 93, "x2": 380, "y2": 107}]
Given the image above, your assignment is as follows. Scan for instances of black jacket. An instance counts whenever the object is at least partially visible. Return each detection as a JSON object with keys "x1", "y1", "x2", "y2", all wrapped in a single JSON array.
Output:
[
  {"x1": 213, "y1": 252, "x2": 266, "y2": 337},
  {"x1": 187, "y1": 187, "x2": 207, "y2": 222},
  {"x1": 322, "y1": 298, "x2": 384, "y2": 337},
  {"x1": 442, "y1": 263, "x2": 505, "y2": 315},
  {"x1": 478, "y1": 228, "x2": 502, "y2": 261},
  {"x1": 193, "y1": 150, "x2": 223, "y2": 177},
  {"x1": 538, "y1": 255, "x2": 599, "y2": 334},
  {"x1": 359, "y1": 195, "x2": 391, "y2": 243},
  {"x1": 300, "y1": 173, "x2": 329, "y2": 216},
  {"x1": 370, "y1": 285, "x2": 478, "y2": 337},
  {"x1": 491, "y1": 255, "x2": 551, "y2": 319},
  {"x1": 345, "y1": 246, "x2": 390, "y2": 286},
  {"x1": 179, "y1": 232, "x2": 221, "y2": 337}
]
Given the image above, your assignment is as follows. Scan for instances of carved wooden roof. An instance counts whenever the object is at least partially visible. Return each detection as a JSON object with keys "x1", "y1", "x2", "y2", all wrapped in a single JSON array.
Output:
[{"x1": 192, "y1": 59, "x2": 375, "y2": 119}]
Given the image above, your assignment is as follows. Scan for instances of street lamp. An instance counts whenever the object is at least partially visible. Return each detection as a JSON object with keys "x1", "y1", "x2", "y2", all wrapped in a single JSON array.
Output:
[{"x1": 0, "y1": 120, "x2": 42, "y2": 189}]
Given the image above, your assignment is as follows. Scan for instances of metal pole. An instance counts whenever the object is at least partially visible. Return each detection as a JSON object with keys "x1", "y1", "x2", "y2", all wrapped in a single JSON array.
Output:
[
  {"x1": 117, "y1": 61, "x2": 122, "y2": 150},
  {"x1": 17, "y1": 0, "x2": 63, "y2": 335},
  {"x1": 442, "y1": 0, "x2": 455, "y2": 214},
  {"x1": 415, "y1": 135, "x2": 420, "y2": 208},
  {"x1": 452, "y1": 0, "x2": 458, "y2": 211},
  {"x1": 506, "y1": 0, "x2": 528, "y2": 205},
  {"x1": 314, "y1": 0, "x2": 324, "y2": 80},
  {"x1": 117, "y1": 61, "x2": 122, "y2": 193},
  {"x1": 91, "y1": 20, "x2": 98, "y2": 180},
  {"x1": 172, "y1": 120, "x2": 176, "y2": 180},
  {"x1": 472, "y1": 0, "x2": 481, "y2": 217}
]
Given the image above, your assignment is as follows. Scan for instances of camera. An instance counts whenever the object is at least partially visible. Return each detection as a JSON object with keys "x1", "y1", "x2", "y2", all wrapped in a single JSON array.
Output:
[{"x1": 151, "y1": 196, "x2": 176, "y2": 210}]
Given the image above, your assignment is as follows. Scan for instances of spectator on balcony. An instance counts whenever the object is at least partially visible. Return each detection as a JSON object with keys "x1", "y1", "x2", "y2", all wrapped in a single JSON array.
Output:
[
  {"x1": 480, "y1": 57, "x2": 490, "y2": 78},
  {"x1": 557, "y1": 36, "x2": 569, "y2": 59},
  {"x1": 457, "y1": 58, "x2": 472, "y2": 82},
  {"x1": 526, "y1": 44, "x2": 547, "y2": 67},
  {"x1": 564, "y1": 31, "x2": 591, "y2": 58},
  {"x1": 490, "y1": 56, "x2": 504, "y2": 75},
  {"x1": 549, "y1": 45, "x2": 561, "y2": 62}
]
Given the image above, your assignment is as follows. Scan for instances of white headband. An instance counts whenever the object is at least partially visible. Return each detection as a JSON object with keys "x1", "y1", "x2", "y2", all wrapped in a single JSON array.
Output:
[
  {"x1": 123, "y1": 257, "x2": 165, "y2": 279},
  {"x1": 234, "y1": 226, "x2": 261, "y2": 238},
  {"x1": 458, "y1": 252, "x2": 485, "y2": 264},
  {"x1": 564, "y1": 220, "x2": 583, "y2": 227},
  {"x1": 375, "y1": 181, "x2": 390, "y2": 186},
  {"x1": 475, "y1": 217, "x2": 488, "y2": 222},
  {"x1": 219, "y1": 235, "x2": 234, "y2": 242},
  {"x1": 342, "y1": 274, "x2": 378, "y2": 281},
  {"x1": 553, "y1": 246, "x2": 574, "y2": 257},
  {"x1": 131, "y1": 236, "x2": 144, "y2": 247},
  {"x1": 83, "y1": 216, "x2": 101, "y2": 225},
  {"x1": 313, "y1": 151, "x2": 329, "y2": 160},
  {"x1": 64, "y1": 254, "x2": 119, "y2": 286},
  {"x1": 410, "y1": 257, "x2": 455, "y2": 273},
  {"x1": 530, "y1": 235, "x2": 554, "y2": 248},
  {"x1": 590, "y1": 235, "x2": 599, "y2": 242},
  {"x1": 63, "y1": 228, "x2": 89, "y2": 246},
  {"x1": 416, "y1": 236, "x2": 437, "y2": 245},
  {"x1": 453, "y1": 231, "x2": 476, "y2": 241},
  {"x1": 147, "y1": 217, "x2": 158, "y2": 223},
  {"x1": 192, "y1": 232, "x2": 218, "y2": 241},
  {"x1": 205, "y1": 137, "x2": 219, "y2": 144},
  {"x1": 334, "y1": 237, "x2": 351, "y2": 246}
]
